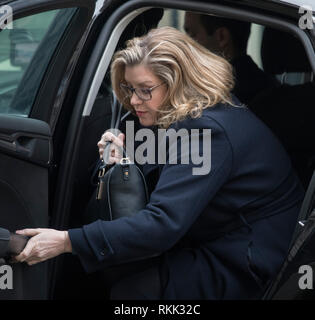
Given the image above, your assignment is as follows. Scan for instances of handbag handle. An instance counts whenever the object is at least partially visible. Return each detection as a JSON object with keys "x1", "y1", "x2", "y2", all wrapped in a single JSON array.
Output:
[
  {"x1": 91, "y1": 93, "x2": 129, "y2": 186},
  {"x1": 102, "y1": 140, "x2": 128, "y2": 166},
  {"x1": 101, "y1": 92, "x2": 127, "y2": 166}
]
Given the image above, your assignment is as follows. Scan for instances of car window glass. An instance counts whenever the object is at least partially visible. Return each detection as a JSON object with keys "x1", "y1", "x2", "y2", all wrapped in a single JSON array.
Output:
[{"x1": 0, "y1": 8, "x2": 76, "y2": 116}]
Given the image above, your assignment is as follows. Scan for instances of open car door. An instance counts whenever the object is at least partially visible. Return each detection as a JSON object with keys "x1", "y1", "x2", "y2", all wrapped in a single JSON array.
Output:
[
  {"x1": 0, "y1": 0, "x2": 95, "y2": 299},
  {"x1": 263, "y1": 170, "x2": 315, "y2": 300}
]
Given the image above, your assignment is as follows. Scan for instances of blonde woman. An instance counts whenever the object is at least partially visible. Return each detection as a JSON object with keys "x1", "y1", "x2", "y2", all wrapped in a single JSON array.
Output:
[{"x1": 15, "y1": 27, "x2": 304, "y2": 300}]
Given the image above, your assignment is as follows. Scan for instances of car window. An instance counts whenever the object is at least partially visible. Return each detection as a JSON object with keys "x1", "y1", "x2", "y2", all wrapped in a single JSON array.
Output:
[{"x1": 0, "y1": 8, "x2": 76, "y2": 116}]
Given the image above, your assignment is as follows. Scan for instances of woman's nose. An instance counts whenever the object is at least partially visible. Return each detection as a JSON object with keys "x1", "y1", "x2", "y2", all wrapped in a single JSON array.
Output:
[{"x1": 130, "y1": 91, "x2": 143, "y2": 106}]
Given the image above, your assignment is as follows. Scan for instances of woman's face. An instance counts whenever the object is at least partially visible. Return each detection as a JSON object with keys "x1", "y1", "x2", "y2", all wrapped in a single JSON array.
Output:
[{"x1": 124, "y1": 64, "x2": 167, "y2": 127}]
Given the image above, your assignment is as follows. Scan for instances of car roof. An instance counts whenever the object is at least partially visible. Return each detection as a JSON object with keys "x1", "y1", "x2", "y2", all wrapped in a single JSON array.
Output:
[
  {"x1": 273, "y1": 0, "x2": 315, "y2": 13},
  {"x1": 2, "y1": 0, "x2": 314, "y2": 21},
  {"x1": 1, "y1": 0, "x2": 311, "y2": 9}
]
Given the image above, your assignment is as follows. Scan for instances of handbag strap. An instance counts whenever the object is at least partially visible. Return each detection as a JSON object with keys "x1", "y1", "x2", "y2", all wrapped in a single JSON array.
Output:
[
  {"x1": 110, "y1": 92, "x2": 123, "y2": 129},
  {"x1": 90, "y1": 92, "x2": 125, "y2": 186},
  {"x1": 102, "y1": 92, "x2": 126, "y2": 166}
]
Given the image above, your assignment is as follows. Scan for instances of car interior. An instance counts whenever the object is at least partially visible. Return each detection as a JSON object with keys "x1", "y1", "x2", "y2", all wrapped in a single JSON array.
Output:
[
  {"x1": 48, "y1": 7, "x2": 315, "y2": 299},
  {"x1": 250, "y1": 26, "x2": 315, "y2": 190}
]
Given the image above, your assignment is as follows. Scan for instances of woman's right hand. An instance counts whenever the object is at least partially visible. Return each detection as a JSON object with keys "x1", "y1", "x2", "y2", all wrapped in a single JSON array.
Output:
[{"x1": 97, "y1": 131, "x2": 125, "y2": 164}]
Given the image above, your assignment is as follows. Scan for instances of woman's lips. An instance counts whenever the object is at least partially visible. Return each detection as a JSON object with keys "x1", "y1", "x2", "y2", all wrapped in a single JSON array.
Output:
[{"x1": 136, "y1": 111, "x2": 147, "y2": 117}]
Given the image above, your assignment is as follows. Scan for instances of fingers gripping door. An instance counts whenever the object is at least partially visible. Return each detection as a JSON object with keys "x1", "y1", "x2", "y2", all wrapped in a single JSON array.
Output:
[{"x1": 0, "y1": 115, "x2": 51, "y2": 299}]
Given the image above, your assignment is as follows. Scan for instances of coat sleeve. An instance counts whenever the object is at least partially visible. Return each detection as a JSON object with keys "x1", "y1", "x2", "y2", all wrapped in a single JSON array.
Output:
[{"x1": 68, "y1": 116, "x2": 233, "y2": 273}]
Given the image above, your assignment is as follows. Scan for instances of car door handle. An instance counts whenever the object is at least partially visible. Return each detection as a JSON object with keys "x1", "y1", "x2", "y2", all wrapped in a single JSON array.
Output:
[
  {"x1": 0, "y1": 227, "x2": 29, "y2": 261},
  {"x1": 0, "y1": 133, "x2": 52, "y2": 166},
  {"x1": 0, "y1": 227, "x2": 10, "y2": 259},
  {"x1": 0, "y1": 134, "x2": 16, "y2": 152},
  {"x1": 0, "y1": 134, "x2": 40, "y2": 156},
  {"x1": 15, "y1": 135, "x2": 41, "y2": 157}
]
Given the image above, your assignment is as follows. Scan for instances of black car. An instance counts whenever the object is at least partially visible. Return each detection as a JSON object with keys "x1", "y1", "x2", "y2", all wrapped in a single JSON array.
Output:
[{"x1": 0, "y1": 0, "x2": 314, "y2": 299}]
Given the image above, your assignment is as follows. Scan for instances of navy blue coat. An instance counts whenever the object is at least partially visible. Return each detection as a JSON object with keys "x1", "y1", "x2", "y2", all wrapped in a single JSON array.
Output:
[{"x1": 69, "y1": 101, "x2": 304, "y2": 299}]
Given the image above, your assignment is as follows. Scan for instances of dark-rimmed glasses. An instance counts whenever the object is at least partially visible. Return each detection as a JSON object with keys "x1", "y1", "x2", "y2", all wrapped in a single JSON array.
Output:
[{"x1": 120, "y1": 83, "x2": 164, "y2": 101}]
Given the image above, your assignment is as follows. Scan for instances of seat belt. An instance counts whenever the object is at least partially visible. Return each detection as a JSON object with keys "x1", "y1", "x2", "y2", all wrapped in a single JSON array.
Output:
[{"x1": 289, "y1": 169, "x2": 315, "y2": 249}]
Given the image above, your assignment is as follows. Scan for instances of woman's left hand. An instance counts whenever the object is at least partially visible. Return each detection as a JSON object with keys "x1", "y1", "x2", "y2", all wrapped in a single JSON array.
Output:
[{"x1": 13, "y1": 229, "x2": 72, "y2": 265}]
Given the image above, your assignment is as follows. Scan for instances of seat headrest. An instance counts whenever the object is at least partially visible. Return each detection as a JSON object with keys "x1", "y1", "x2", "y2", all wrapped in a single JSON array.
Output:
[{"x1": 261, "y1": 27, "x2": 311, "y2": 74}]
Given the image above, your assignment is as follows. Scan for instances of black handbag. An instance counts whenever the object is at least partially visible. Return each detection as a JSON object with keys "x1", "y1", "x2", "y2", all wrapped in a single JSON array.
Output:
[
  {"x1": 95, "y1": 151, "x2": 149, "y2": 220},
  {"x1": 85, "y1": 92, "x2": 149, "y2": 221}
]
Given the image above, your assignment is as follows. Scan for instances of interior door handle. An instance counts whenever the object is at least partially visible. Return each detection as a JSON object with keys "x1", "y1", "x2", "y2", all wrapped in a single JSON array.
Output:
[
  {"x1": 0, "y1": 134, "x2": 16, "y2": 152},
  {"x1": 15, "y1": 135, "x2": 38, "y2": 157},
  {"x1": 0, "y1": 227, "x2": 29, "y2": 262},
  {"x1": 0, "y1": 133, "x2": 51, "y2": 166},
  {"x1": 0, "y1": 228, "x2": 10, "y2": 260},
  {"x1": 0, "y1": 136, "x2": 31, "y2": 158}
]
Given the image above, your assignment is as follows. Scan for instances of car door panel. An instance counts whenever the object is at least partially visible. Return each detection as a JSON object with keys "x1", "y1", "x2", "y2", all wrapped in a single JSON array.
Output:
[
  {"x1": 0, "y1": 0, "x2": 95, "y2": 300},
  {"x1": 0, "y1": 117, "x2": 50, "y2": 299}
]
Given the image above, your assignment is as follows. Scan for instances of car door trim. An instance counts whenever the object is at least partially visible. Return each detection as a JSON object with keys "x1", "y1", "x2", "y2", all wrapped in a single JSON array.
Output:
[{"x1": 82, "y1": 7, "x2": 149, "y2": 116}]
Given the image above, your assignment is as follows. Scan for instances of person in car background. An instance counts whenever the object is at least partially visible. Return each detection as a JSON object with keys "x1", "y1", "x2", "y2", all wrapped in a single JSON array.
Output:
[
  {"x1": 184, "y1": 12, "x2": 278, "y2": 105},
  {"x1": 14, "y1": 26, "x2": 304, "y2": 300}
]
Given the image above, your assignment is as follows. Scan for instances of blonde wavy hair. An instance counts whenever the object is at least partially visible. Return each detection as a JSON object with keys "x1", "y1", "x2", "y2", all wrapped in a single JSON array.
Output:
[{"x1": 111, "y1": 26, "x2": 234, "y2": 128}]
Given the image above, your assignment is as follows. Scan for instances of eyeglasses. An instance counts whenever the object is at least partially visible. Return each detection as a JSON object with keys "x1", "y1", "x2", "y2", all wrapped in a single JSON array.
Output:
[{"x1": 120, "y1": 83, "x2": 164, "y2": 101}]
